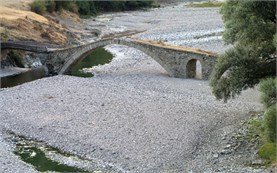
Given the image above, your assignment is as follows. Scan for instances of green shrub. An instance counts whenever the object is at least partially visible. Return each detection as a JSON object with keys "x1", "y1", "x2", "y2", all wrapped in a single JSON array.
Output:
[
  {"x1": 30, "y1": 0, "x2": 155, "y2": 16},
  {"x1": 247, "y1": 118, "x2": 266, "y2": 144},
  {"x1": 45, "y1": 0, "x2": 56, "y2": 13},
  {"x1": 30, "y1": 0, "x2": 46, "y2": 14},
  {"x1": 260, "y1": 78, "x2": 276, "y2": 143},
  {"x1": 55, "y1": 1, "x2": 71, "y2": 11},
  {"x1": 258, "y1": 143, "x2": 276, "y2": 163},
  {"x1": 260, "y1": 78, "x2": 276, "y2": 108},
  {"x1": 264, "y1": 105, "x2": 276, "y2": 142}
]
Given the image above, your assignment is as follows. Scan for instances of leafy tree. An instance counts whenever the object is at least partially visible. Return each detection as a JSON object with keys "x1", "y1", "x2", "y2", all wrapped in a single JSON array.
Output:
[
  {"x1": 45, "y1": 0, "x2": 56, "y2": 13},
  {"x1": 76, "y1": 1, "x2": 92, "y2": 15},
  {"x1": 55, "y1": 1, "x2": 72, "y2": 11},
  {"x1": 210, "y1": 0, "x2": 276, "y2": 101},
  {"x1": 31, "y1": 0, "x2": 154, "y2": 16}
]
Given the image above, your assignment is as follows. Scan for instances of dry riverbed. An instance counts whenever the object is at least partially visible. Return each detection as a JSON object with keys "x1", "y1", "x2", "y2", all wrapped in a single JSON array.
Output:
[{"x1": 0, "y1": 2, "x2": 271, "y2": 173}]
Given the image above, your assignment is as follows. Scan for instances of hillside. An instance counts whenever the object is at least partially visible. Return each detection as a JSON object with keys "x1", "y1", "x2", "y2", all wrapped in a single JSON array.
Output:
[{"x1": 0, "y1": 1, "x2": 79, "y2": 45}]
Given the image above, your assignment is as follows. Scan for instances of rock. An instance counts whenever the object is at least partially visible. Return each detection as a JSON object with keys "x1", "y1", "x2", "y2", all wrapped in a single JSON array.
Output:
[
  {"x1": 251, "y1": 159, "x2": 264, "y2": 165},
  {"x1": 220, "y1": 149, "x2": 232, "y2": 154},
  {"x1": 213, "y1": 153, "x2": 219, "y2": 159},
  {"x1": 224, "y1": 144, "x2": 231, "y2": 149}
]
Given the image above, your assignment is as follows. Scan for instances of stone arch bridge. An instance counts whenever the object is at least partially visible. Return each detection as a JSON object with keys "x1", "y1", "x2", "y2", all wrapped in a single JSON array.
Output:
[{"x1": 1, "y1": 38, "x2": 217, "y2": 80}]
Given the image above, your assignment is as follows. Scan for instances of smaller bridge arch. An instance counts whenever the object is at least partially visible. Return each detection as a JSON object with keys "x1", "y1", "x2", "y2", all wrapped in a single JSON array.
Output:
[{"x1": 186, "y1": 59, "x2": 203, "y2": 79}]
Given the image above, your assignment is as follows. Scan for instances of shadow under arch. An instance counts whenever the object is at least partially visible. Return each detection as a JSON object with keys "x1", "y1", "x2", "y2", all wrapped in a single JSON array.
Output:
[{"x1": 186, "y1": 59, "x2": 202, "y2": 79}]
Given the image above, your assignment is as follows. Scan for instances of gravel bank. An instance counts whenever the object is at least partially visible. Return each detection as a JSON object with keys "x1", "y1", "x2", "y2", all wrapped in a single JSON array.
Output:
[
  {"x1": 0, "y1": 44, "x2": 261, "y2": 172},
  {"x1": 0, "y1": 74, "x2": 261, "y2": 172},
  {"x1": 83, "y1": 4, "x2": 230, "y2": 53}
]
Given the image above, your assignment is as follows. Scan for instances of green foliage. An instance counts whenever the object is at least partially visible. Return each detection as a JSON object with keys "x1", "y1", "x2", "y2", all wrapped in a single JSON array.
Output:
[
  {"x1": 30, "y1": 0, "x2": 154, "y2": 16},
  {"x1": 210, "y1": 0, "x2": 276, "y2": 101},
  {"x1": 54, "y1": 1, "x2": 71, "y2": 11},
  {"x1": 258, "y1": 143, "x2": 276, "y2": 164},
  {"x1": 264, "y1": 105, "x2": 276, "y2": 142},
  {"x1": 260, "y1": 78, "x2": 276, "y2": 142},
  {"x1": 246, "y1": 117, "x2": 266, "y2": 145},
  {"x1": 76, "y1": 1, "x2": 93, "y2": 16},
  {"x1": 260, "y1": 78, "x2": 277, "y2": 108},
  {"x1": 30, "y1": 0, "x2": 46, "y2": 14},
  {"x1": 45, "y1": 0, "x2": 56, "y2": 13}
]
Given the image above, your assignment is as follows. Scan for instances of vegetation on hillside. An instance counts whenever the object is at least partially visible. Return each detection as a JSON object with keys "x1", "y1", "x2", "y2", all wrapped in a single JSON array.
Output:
[
  {"x1": 31, "y1": 0, "x2": 155, "y2": 16},
  {"x1": 210, "y1": 0, "x2": 276, "y2": 165}
]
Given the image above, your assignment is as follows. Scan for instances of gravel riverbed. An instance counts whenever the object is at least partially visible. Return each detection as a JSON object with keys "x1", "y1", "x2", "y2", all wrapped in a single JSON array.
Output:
[
  {"x1": 0, "y1": 3, "x2": 265, "y2": 173},
  {"x1": 0, "y1": 45, "x2": 262, "y2": 172}
]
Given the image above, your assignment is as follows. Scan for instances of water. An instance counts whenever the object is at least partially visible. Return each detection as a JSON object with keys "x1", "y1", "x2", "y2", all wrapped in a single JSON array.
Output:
[
  {"x1": 13, "y1": 136, "x2": 88, "y2": 172},
  {"x1": 0, "y1": 67, "x2": 46, "y2": 88},
  {"x1": 15, "y1": 145, "x2": 87, "y2": 172},
  {"x1": 68, "y1": 47, "x2": 113, "y2": 77}
]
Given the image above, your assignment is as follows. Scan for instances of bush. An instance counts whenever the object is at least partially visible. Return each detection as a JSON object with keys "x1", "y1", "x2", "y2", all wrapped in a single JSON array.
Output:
[
  {"x1": 30, "y1": 0, "x2": 46, "y2": 14},
  {"x1": 30, "y1": 0, "x2": 154, "y2": 16},
  {"x1": 258, "y1": 143, "x2": 276, "y2": 163},
  {"x1": 259, "y1": 78, "x2": 277, "y2": 143},
  {"x1": 45, "y1": 0, "x2": 56, "y2": 13},
  {"x1": 55, "y1": 1, "x2": 71, "y2": 11},
  {"x1": 260, "y1": 78, "x2": 276, "y2": 108},
  {"x1": 76, "y1": 1, "x2": 90, "y2": 15},
  {"x1": 264, "y1": 105, "x2": 276, "y2": 142}
]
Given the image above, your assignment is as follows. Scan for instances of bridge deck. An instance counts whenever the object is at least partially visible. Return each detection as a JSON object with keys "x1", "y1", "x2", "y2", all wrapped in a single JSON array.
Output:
[
  {"x1": 1, "y1": 37, "x2": 218, "y2": 57},
  {"x1": 131, "y1": 38, "x2": 217, "y2": 57}
]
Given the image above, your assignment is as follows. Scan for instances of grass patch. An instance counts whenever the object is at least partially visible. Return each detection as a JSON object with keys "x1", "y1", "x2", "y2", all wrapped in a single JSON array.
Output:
[
  {"x1": 246, "y1": 115, "x2": 277, "y2": 166},
  {"x1": 187, "y1": 1, "x2": 223, "y2": 8},
  {"x1": 258, "y1": 143, "x2": 277, "y2": 165},
  {"x1": 246, "y1": 117, "x2": 266, "y2": 146}
]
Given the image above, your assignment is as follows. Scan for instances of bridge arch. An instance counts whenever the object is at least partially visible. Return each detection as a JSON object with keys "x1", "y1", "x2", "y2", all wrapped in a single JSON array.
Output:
[
  {"x1": 58, "y1": 39, "x2": 174, "y2": 76},
  {"x1": 186, "y1": 59, "x2": 203, "y2": 79}
]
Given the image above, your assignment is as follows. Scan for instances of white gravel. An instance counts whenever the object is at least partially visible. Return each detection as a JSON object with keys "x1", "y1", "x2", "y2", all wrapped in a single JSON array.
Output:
[
  {"x1": 84, "y1": 4, "x2": 230, "y2": 53},
  {"x1": 0, "y1": 45, "x2": 261, "y2": 172},
  {"x1": 0, "y1": 2, "x2": 263, "y2": 173}
]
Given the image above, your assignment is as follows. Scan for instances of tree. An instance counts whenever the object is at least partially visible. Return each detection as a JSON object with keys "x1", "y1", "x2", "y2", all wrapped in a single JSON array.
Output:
[{"x1": 210, "y1": 0, "x2": 276, "y2": 102}]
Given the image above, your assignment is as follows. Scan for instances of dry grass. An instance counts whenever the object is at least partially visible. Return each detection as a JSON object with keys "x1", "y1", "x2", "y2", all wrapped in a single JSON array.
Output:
[
  {"x1": 0, "y1": 5, "x2": 68, "y2": 44},
  {"x1": 0, "y1": 6, "x2": 48, "y2": 24}
]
